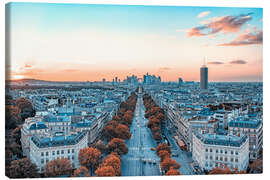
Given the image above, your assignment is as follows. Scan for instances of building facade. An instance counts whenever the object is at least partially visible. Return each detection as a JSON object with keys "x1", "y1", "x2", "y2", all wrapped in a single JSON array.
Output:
[
  {"x1": 192, "y1": 132, "x2": 249, "y2": 172},
  {"x1": 228, "y1": 116, "x2": 263, "y2": 160},
  {"x1": 200, "y1": 65, "x2": 208, "y2": 90},
  {"x1": 29, "y1": 131, "x2": 88, "y2": 172}
]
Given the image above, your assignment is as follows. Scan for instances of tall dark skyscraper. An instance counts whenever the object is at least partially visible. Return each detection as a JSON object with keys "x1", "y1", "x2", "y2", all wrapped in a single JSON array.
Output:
[{"x1": 200, "y1": 64, "x2": 208, "y2": 90}]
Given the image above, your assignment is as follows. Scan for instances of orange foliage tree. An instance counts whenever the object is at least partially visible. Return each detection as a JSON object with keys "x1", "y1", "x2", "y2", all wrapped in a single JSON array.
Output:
[
  {"x1": 44, "y1": 158, "x2": 73, "y2": 177},
  {"x1": 73, "y1": 166, "x2": 90, "y2": 177},
  {"x1": 249, "y1": 159, "x2": 263, "y2": 173},
  {"x1": 95, "y1": 166, "x2": 116, "y2": 177},
  {"x1": 160, "y1": 157, "x2": 181, "y2": 172},
  {"x1": 156, "y1": 143, "x2": 172, "y2": 155},
  {"x1": 154, "y1": 132, "x2": 162, "y2": 141},
  {"x1": 158, "y1": 150, "x2": 171, "y2": 162},
  {"x1": 107, "y1": 138, "x2": 128, "y2": 155},
  {"x1": 101, "y1": 152, "x2": 122, "y2": 176},
  {"x1": 78, "y1": 147, "x2": 101, "y2": 175},
  {"x1": 165, "y1": 167, "x2": 181, "y2": 175}
]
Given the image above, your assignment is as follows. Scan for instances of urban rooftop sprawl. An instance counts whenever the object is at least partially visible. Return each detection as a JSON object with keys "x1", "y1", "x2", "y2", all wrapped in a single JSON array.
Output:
[{"x1": 5, "y1": 66, "x2": 263, "y2": 178}]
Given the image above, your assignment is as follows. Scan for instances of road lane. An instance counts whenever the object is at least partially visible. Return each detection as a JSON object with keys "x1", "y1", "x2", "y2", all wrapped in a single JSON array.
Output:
[{"x1": 121, "y1": 94, "x2": 161, "y2": 176}]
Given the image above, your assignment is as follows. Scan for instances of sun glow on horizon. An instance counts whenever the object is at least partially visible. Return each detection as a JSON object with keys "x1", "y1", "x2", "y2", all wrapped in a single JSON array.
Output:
[{"x1": 12, "y1": 75, "x2": 25, "y2": 80}]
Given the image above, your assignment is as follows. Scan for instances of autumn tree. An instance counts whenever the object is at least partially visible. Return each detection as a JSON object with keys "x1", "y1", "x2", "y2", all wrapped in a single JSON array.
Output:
[
  {"x1": 44, "y1": 158, "x2": 73, "y2": 177},
  {"x1": 73, "y1": 166, "x2": 90, "y2": 177},
  {"x1": 151, "y1": 126, "x2": 160, "y2": 133},
  {"x1": 209, "y1": 167, "x2": 233, "y2": 174},
  {"x1": 160, "y1": 157, "x2": 181, "y2": 172},
  {"x1": 112, "y1": 114, "x2": 121, "y2": 122},
  {"x1": 102, "y1": 152, "x2": 122, "y2": 176},
  {"x1": 165, "y1": 167, "x2": 181, "y2": 176},
  {"x1": 102, "y1": 120, "x2": 131, "y2": 141},
  {"x1": 107, "y1": 138, "x2": 128, "y2": 155},
  {"x1": 156, "y1": 143, "x2": 172, "y2": 155},
  {"x1": 154, "y1": 132, "x2": 162, "y2": 141},
  {"x1": 5, "y1": 105, "x2": 22, "y2": 129},
  {"x1": 147, "y1": 117, "x2": 160, "y2": 129},
  {"x1": 115, "y1": 123, "x2": 131, "y2": 140},
  {"x1": 79, "y1": 147, "x2": 101, "y2": 175},
  {"x1": 15, "y1": 97, "x2": 35, "y2": 120},
  {"x1": 158, "y1": 150, "x2": 171, "y2": 162},
  {"x1": 94, "y1": 140, "x2": 107, "y2": 153},
  {"x1": 249, "y1": 159, "x2": 263, "y2": 173},
  {"x1": 6, "y1": 158, "x2": 39, "y2": 178},
  {"x1": 95, "y1": 166, "x2": 116, "y2": 177}
]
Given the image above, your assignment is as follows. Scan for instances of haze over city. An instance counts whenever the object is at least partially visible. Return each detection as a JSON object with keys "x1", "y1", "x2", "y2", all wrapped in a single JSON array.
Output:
[{"x1": 6, "y1": 3, "x2": 262, "y2": 82}]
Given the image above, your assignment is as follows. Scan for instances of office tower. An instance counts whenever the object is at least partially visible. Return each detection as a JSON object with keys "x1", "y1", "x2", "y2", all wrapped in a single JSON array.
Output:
[
  {"x1": 200, "y1": 64, "x2": 208, "y2": 90},
  {"x1": 178, "y1": 77, "x2": 183, "y2": 86}
]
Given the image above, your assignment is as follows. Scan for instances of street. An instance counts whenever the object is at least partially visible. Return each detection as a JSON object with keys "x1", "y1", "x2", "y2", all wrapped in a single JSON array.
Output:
[{"x1": 121, "y1": 93, "x2": 161, "y2": 176}]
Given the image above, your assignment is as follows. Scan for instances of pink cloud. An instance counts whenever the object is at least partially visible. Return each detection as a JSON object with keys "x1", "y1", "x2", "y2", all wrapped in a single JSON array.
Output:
[
  {"x1": 187, "y1": 13, "x2": 252, "y2": 37},
  {"x1": 218, "y1": 30, "x2": 262, "y2": 46}
]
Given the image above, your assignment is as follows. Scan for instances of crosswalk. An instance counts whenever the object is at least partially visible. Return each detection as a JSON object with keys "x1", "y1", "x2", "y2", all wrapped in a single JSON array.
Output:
[{"x1": 128, "y1": 147, "x2": 153, "y2": 151}]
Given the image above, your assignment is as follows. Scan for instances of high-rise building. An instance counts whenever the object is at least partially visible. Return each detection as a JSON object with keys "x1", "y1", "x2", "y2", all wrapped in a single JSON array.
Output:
[
  {"x1": 200, "y1": 64, "x2": 208, "y2": 90},
  {"x1": 178, "y1": 77, "x2": 183, "y2": 86}
]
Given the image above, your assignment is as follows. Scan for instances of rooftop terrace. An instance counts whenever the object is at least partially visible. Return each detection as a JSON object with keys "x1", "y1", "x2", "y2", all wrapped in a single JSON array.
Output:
[
  {"x1": 195, "y1": 132, "x2": 248, "y2": 147},
  {"x1": 31, "y1": 131, "x2": 87, "y2": 148}
]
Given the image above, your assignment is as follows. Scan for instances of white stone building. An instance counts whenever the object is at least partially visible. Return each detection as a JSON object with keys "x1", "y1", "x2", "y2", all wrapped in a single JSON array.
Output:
[
  {"x1": 29, "y1": 131, "x2": 88, "y2": 172},
  {"x1": 228, "y1": 115, "x2": 263, "y2": 160},
  {"x1": 192, "y1": 132, "x2": 249, "y2": 172}
]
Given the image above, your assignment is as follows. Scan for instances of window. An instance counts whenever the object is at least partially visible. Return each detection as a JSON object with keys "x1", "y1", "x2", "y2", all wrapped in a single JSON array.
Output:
[
  {"x1": 231, "y1": 151, "x2": 234, "y2": 155},
  {"x1": 57, "y1": 150, "x2": 60, "y2": 155},
  {"x1": 206, "y1": 148, "x2": 208, "y2": 152},
  {"x1": 235, "y1": 158, "x2": 238, "y2": 162},
  {"x1": 72, "y1": 149, "x2": 74, "y2": 153},
  {"x1": 216, "y1": 157, "x2": 218, "y2": 160},
  {"x1": 235, "y1": 151, "x2": 239, "y2": 155},
  {"x1": 68, "y1": 156, "x2": 70, "y2": 160},
  {"x1": 68, "y1": 149, "x2": 70, "y2": 154},
  {"x1": 52, "y1": 151, "x2": 55, "y2": 156},
  {"x1": 46, "y1": 152, "x2": 49, "y2": 156},
  {"x1": 72, "y1": 156, "x2": 74, "y2": 160},
  {"x1": 41, "y1": 152, "x2": 44, "y2": 156},
  {"x1": 225, "y1": 150, "x2": 227, "y2": 154},
  {"x1": 210, "y1": 149, "x2": 212, "y2": 153},
  {"x1": 41, "y1": 159, "x2": 44, "y2": 164},
  {"x1": 205, "y1": 155, "x2": 208, "y2": 159},
  {"x1": 216, "y1": 149, "x2": 219, "y2": 153},
  {"x1": 205, "y1": 163, "x2": 208, "y2": 167},
  {"x1": 210, "y1": 156, "x2": 213, "y2": 160},
  {"x1": 61, "y1": 150, "x2": 64, "y2": 154},
  {"x1": 231, "y1": 158, "x2": 234, "y2": 162},
  {"x1": 220, "y1": 150, "x2": 223, "y2": 154},
  {"x1": 46, "y1": 159, "x2": 49, "y2": 163},
  {"x1": 225, "y1": 157, "x2": 227, "y2": 162},
  {"x1": 220, "y1": 157, "x2": 223, "y2": 161}
]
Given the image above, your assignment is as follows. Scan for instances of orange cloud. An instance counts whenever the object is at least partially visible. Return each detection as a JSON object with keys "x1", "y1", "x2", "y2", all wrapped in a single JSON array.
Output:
[
  {"x1": 187, "y1": 13, "x2": 253, "y2": 37},
  {"x1": 230, "y1": 60, "x2": 247, "y2": 64},
  {"x1": 218, "y1": 30, "x2": 262, "y2": 46},
  {"x1": 208, "y1": 61, "x2": 224, "y2": 65}
]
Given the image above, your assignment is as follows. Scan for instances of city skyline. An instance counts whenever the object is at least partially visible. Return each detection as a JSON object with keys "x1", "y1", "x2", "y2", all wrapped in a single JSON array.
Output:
[{"x1": 6, "y1": 3, "x2": 263, "y2": 82}]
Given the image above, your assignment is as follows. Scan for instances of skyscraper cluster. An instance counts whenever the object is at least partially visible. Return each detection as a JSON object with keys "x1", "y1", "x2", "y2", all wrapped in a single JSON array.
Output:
[{"x1": 143, "y1": 73, "x2": 161, "y2": 85}]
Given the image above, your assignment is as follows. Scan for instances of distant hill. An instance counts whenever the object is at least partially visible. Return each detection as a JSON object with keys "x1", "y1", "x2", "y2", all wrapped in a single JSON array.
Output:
[{"x1": 6, "y1": 78, "x2": 88, "y2": 85}]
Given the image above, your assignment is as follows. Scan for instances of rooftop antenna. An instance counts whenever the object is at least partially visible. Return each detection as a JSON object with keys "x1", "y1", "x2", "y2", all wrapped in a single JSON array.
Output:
[{"x1": 203, "y1": 56, "x2": 207, "y2": 67}]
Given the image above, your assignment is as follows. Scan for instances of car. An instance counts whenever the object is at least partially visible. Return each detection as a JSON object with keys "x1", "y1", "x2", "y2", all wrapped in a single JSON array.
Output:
[{"x1": 151, "y1": 147, "x2": 156, "y2": 151}]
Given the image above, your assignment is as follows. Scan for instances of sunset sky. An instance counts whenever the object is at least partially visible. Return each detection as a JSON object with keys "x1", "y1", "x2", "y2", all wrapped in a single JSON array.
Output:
[{"x1": 6, "y1": 2, "x2": 263, "y2": 82}]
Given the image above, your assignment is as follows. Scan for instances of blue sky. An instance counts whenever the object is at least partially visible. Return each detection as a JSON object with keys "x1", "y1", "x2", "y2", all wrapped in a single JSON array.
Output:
[{"x1": 6, "y1": 2, "x2": 263, "y2": 82}]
